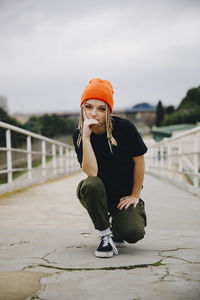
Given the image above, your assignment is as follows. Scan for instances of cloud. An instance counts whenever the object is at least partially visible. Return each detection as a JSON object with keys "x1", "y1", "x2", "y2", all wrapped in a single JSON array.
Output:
[{"x1": 0, "y1": 0, "x2": 200, "y2": 113}]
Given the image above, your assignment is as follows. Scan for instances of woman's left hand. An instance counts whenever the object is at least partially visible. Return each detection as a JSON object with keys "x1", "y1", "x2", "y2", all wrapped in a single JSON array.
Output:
[{"x1": 117, "y1": 195, "x2": 140, "y2": 210}]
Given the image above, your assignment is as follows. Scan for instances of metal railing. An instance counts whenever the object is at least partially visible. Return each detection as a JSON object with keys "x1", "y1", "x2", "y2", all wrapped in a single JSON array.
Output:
[
  {"x1": 145, "y1": 126, "x2": 200, "y2": 197},
  {"x1": 0, "y1": 121, "x2": 80, "y2": 193}
]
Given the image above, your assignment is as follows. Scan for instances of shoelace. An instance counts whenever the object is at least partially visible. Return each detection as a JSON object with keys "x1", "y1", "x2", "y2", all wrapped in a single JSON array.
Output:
[{"x1": 102, "y1": 235, "x2": 118, "y2": 255}]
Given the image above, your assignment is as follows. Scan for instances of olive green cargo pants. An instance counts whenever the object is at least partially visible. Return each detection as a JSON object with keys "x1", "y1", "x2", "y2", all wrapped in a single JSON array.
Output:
[{"x1": 76, "y1": 176, "x2": 147, "y2": 243}]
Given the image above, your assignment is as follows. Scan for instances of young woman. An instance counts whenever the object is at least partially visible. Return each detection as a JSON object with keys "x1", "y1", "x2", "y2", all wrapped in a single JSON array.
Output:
[{"x1": 73, "y1": 78, "x2": 147, "y2": 258}]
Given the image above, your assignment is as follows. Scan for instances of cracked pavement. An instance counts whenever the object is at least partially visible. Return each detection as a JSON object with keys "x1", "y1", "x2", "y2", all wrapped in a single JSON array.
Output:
[{"x1": 0, "y1": 172, "x2": 200, "y2": 299}]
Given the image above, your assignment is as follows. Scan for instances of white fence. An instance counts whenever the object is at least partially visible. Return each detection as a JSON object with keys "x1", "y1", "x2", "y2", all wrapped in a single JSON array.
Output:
[
  {"x1": 0, "y1": 121, "x2": 80, "y2": 194},
  {"x1": 145, "y1": 126, "x2": 200, "y2": 197}
]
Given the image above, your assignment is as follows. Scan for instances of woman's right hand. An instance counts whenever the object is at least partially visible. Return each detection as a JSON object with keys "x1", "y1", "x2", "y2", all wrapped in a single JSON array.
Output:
[{"x1": 82, "y1": 109, "x2": 101, "y2": 137}]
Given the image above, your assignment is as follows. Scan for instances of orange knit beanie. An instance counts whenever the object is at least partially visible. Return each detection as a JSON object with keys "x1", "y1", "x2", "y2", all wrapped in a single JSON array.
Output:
[{"x1": 80, "y1": 78, "x2": 114, "y2": 112}]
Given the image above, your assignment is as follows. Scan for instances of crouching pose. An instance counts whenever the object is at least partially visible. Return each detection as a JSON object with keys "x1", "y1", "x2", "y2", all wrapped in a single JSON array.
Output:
[{"x1": 73, "y1": 78, "x2": 147, "y2": 258}]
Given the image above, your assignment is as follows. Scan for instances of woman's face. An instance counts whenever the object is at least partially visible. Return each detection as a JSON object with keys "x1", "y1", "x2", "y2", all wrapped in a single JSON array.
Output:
[{"x1": 83, "y1": 99, "x2": 107, "y2": 125}]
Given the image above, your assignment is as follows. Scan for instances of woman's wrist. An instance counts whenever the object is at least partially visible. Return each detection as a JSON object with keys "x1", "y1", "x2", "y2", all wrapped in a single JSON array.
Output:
[
  {"x1": 130, "y1": 192, "x2": 140, "y2": 198},
  {"x1": 82, "y1": 132, "x2": 91, "y2": 139}
]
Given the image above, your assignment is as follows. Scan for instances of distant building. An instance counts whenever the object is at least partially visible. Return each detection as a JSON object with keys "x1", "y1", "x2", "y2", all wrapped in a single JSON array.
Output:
[
  {"x1": 125, "y1": 102, "x2": 156, "y2": 130},
  {"x1": 152, "y1": 124, "x2": 197, "y2": 141},
  {"x1": 0, "y1": 95, "x2": 8, "y2": 112},
  {"x1": 11, "y1": 113, "x2": 32, "y2": 124},
  {"x1": 126, "y1": 103, "x2": 156, "y2": 113}
]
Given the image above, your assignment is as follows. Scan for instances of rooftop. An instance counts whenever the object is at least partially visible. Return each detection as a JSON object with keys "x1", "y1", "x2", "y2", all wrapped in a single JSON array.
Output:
[
  {"x1": 152, "y1": 123, "x2": 196, "y2": 135},
  {"x1": 125, "y1": 102, "x2": 156, "y2": 113}
]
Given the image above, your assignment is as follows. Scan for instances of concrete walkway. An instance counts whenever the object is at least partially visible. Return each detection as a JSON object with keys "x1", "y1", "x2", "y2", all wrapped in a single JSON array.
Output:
[{"x1": 0, "y1": 172, "x2": 200, "y2": 300}]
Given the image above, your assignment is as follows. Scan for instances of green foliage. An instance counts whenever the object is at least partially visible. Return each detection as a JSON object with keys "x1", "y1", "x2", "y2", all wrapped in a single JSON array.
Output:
[
  {"x1": 161, "y1": 86, "x2": 200, "y2": 126},
  {"x1": 178, "y1": 86, "x2": 200, "y2": 110},
  {"x1": 0, "y1": 108, "x2": 26, "y2": 147},
  {"x1": 0, "y1": 108, "x2": 22, "y2": 127},
  {"x1": 25, "y1": 114, "x2": 78, "y2": 138},
  {"x1": 0, "y1": 109, "x2": 78, "y2": 148},
  {"x1": 161, "y1": 105, "x2": 200, "y2": 126},
  {"x1": 156, "y1": 100, "x2": 164, "y2": 127},
  {"x1": 164, "y1": 105, "x2": 174, "y2": 115}
]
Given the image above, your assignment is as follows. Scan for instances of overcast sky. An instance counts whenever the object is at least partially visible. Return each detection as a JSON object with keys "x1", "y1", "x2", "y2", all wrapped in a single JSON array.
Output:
[{"x1": 0, "y1": 0, "x2": 200, "y2": 114}]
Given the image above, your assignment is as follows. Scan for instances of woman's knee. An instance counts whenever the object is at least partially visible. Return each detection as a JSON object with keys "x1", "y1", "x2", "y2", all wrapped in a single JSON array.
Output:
[
  {"x1": 77, "y1": 176, "x2": 106, "y2": 205},
  {"x1": 123, "y1": 227, "x2": 145, "y2": 244},
  {"x1": 81, "y1": 176, "x2": 105, "y2": 195}
]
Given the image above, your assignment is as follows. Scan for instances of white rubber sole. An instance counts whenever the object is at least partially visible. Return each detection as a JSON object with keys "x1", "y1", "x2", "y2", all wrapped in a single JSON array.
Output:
[
  {"x1": 114, "y1": 241, "x2": 127, "y2": 248},
  {"x1": 95, "y1": 250, "x2": 114, "y2": 258}
]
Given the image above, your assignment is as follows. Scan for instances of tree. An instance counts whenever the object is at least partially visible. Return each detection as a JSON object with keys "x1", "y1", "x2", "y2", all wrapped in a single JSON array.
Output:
[
  {"x1": 178, "y1": 86, "x2": 200, "y2": 110},
  {"x1": 161, "y1": 106, "x2": 200, "y2": 126},
  {"x1": 0, "y1": 108, "x2": 22, "y2": 127},
  {"x1": 25, "y1": 114, "x2": 78, "y2": 138},
  {"x1": 164, "y1": 105, "x2": 175, "y2": 115},
  {"x1": 156, "y1": 100, "x2": 164, "y2": 127},
  {"x1": 0, "y1": 108, "x2": 25, "y2": 147},
  {"x1": 161, "y1": 85, "x2": 200, "y2": 126}
]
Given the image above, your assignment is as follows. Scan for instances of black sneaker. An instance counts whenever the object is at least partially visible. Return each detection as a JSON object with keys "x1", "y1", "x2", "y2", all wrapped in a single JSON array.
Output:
[
  {"x1": 112, "y1": 236, "x2": 127, "y2": 247},
  {"x1": 95, "y1": 235, "x2": 118, "y2": 258}
]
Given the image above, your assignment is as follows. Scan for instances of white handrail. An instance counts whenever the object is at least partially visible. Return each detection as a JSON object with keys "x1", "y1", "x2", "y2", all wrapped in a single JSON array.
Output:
[
  {"x1": 0, "y1": 121, "x2": 72, "y2": 148},
  {"x1": 0, "y1": 121, "x2": 80, "y2": 193},
  {"x1": 151, "y1": 125, "x2": 200, "y2": 145},
  {"x1": 145, "y1": 125, "x2": 200, "y2": 197}
]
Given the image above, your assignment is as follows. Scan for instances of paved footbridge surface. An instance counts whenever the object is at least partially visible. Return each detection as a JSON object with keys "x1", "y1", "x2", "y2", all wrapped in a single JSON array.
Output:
[{"x1": 0, "y1": 171, "x2": 200, "y2": 300}]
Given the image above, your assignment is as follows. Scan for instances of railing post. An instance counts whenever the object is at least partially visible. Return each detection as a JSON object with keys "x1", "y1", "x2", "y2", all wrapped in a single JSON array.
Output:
[
  {"x1": 42, "y1": 140, "x2": 46, "y2": 176},
  {"x1": 160, "y1": 146, "x2": 164, "y2": 167},
  {"x1": 65, "y1": 147, "x2": 69, "y2": 173},
  {"x1": 59, "y1": 145, "x2": 63, "y2": 173},
  {"x1": 178, "y1": 141, "x2": 183, "y2": 182},
  {"x1": 27, "y1": 135, "x2": 32, "y2": 179},
  {"x1": 155, "y1": 147, "x2": 159, "y2": 172},
  {"x1": 69, "y1": 148, "x2": 73, "y2": 172},
  {"x1": 72, "y1": 149, "x2": 76, "y2": 171},
  {"x1": 178, "y1": 142, "x2": 182, "y2": 173},
  {"x1": 6, "y1": 129, "x2": 12, "y2": 184},
  {"x1": 144, "y1": 152, "x2": 149, "y2": 172},
  {"x1": 193, "y1": 133, "x2": 199, "y2": 188},
  {"x1": 153, "y1": 147, "x2": 156, "y2": 170},
  {"x1": 160, "y1": 146, "x2": 164, "y2": 175},
  {"x1": 167, "y1": 144, "x2": 172, "y2": 172},
  {"x1": 52, "y1": 144, "x2": 57, "y2": 175}
]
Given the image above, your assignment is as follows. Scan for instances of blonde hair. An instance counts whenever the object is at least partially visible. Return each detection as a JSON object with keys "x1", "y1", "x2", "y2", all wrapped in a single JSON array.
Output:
[{"x1": 77, "y1": 102, "x2": 118, "y2": 153}]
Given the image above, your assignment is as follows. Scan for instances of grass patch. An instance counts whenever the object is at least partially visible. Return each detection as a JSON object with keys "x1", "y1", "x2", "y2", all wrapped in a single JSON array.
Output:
[
  {"x1": 32, "y1": 156, "x2": 52, "y2": 168},
  {"x1": 0, "y1": 156, "x2": 53, "y2": 184},
  {"x1": 13, "y1": 170, "x2": 27, "y2": 179},
  {"x1": 25, "y1": 259, "x2": 165, "y2": 272},
  {"x1": 11, "y1": 157, "x2": 53, "y2": 179}
]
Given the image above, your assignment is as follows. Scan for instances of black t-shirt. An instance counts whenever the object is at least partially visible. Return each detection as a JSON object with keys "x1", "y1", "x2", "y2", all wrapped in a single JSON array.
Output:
[{"x1": 73, "y1": 116, "x2": 147, "y2": 207}]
